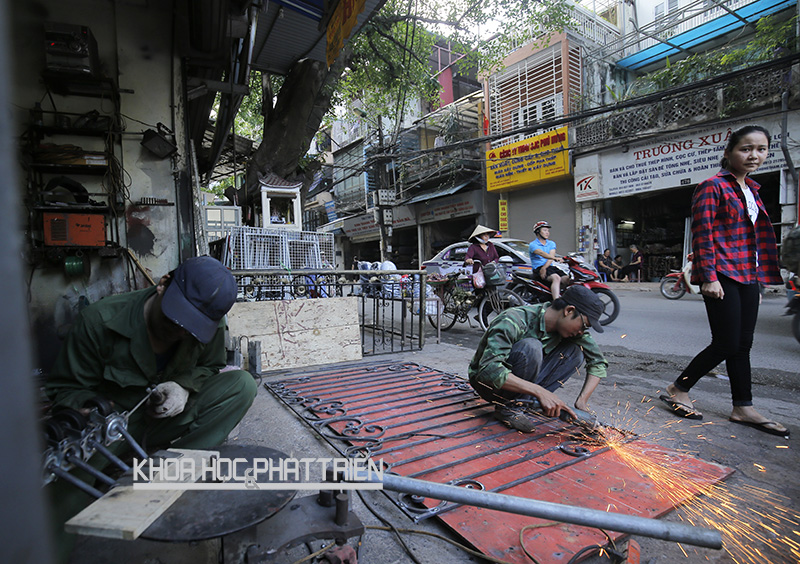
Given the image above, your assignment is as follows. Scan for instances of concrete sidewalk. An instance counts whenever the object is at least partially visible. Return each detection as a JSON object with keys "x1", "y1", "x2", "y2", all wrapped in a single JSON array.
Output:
[
  {"x1": 70, "y1": 331, "x2": 798, "y2": 564},
  {"x1": 227, "y1": 333, "x2": 798, "y2": 564}
]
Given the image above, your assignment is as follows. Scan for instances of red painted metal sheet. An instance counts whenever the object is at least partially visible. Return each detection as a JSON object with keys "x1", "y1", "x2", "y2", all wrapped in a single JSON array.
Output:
[{"x1": 267, "y1": 361, "x2": 733, "y2": 564}]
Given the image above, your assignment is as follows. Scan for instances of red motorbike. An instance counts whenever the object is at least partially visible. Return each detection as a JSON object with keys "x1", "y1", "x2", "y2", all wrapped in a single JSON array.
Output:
[
  {"x1": 507, "y1": 254, "x2": 620, "y2": 326},
  {"x1": 660, "y1": 254, "x2": 701, "y2": 300}
]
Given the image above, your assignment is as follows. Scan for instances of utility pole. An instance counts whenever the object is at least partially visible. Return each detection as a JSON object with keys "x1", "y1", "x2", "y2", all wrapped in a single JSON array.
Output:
[
  {"x1": 357, "y1": 109, "x2": 393, "y2": 263},
  {"x1": 374, "y1": 115, "x2": 393, "y2": 263}
]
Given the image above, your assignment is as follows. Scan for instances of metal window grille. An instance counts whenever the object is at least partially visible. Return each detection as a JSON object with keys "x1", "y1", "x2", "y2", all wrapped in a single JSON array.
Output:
[{"x1": 221, "y1": 226, "x2": 334, "y2": 271}]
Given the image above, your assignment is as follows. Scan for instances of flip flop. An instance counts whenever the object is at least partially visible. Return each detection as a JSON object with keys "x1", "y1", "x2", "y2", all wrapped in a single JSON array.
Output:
[
  {"x1": 659, "y1": 395, "x2": 703, "y2": 420},
  {"x1": 729, "y1": 419, "x2": 790, "y2": 439}
]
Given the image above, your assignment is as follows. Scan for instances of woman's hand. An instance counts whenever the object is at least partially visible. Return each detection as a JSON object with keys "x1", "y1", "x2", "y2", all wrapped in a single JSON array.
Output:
[
  {"x1": 464, "y1": 258, "x2": 474, "y2": 265},
  {"x1": 701, "y1": 280, "x2": 724, "y2": 299}
]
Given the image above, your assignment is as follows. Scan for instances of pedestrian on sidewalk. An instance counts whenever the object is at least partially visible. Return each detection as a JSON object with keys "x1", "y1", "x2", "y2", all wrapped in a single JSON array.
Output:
[
  {"x1": 468, "y1": 285, "x2": 608, "y2": 432},
  {"x1": 659, "y1": 125, "x2": 789, "y2": 438}
]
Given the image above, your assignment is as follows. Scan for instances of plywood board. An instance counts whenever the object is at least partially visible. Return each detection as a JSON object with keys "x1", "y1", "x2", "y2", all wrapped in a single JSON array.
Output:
[
  {"x1": 228, "y1": 298, "x2": 362, "y2": 370},
  {"x1": 65, "y1": 449, "x2": 218, "y2": 540}
]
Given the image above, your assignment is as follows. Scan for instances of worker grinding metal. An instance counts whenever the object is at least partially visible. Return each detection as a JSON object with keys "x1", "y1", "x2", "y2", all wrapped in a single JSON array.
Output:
[
  {"x1": 45, "y1": 256, "x2": 257, "y2": 558},
  {"x1": 468, "y1": 285, "x2": 608, "y2": 432}
]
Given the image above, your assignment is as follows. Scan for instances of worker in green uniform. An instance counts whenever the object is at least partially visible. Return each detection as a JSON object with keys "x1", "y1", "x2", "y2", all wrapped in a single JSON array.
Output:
[
  {"x1": 45, "y1": 256, "x2": 256, "y2": 560},
  {"x1": 469, "y1": 285, "x2": 608, "y2": 432},
  {"x1": 47, "y1": 255, "x2": 256, "y2": 449}
]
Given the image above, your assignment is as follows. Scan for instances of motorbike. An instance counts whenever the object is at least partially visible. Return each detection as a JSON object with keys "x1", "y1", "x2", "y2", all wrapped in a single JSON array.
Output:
[
  {"x1": 786, "y1": 275, "x2": 800, "y2": 344},
  {"x1": 660, "y1": 254, "x2": 701, "y2": 300},
  {"x1": 506, "y1": 253, "x2": 620, "y2": 326},
  {"x1": 427, "y1": 258, "x2": 525, "y2": 331}
]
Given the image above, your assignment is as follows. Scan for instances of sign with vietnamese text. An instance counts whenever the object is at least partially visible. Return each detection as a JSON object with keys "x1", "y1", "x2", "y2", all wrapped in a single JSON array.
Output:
[
  {"x1": 486, "y1": 127, "x2": 570, "y2": 192},
  {"x1": 326, "y1": 0, "x2": 366, "y2": 67},
  {"x1": 575, "y1": 115, "x2": 800, "y2": 201},
  {"x1": 498, "y1": 200, "x2": 508, "y2": 232}
]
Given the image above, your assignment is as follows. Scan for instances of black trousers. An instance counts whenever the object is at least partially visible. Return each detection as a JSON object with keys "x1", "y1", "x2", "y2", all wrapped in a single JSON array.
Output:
[{"x1": 674, "y1": 273, "x2": 760, "y2": 406}]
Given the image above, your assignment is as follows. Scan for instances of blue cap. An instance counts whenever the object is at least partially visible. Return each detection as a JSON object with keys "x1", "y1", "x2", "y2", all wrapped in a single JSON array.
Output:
[{"x1": 161, "y1": 257, "x2": 237, "y2": 343}]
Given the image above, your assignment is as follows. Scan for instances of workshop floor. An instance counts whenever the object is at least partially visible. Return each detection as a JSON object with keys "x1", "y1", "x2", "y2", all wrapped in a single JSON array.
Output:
[{"x1": 68, "y1": 339, "x2": 799, "y2": 564}]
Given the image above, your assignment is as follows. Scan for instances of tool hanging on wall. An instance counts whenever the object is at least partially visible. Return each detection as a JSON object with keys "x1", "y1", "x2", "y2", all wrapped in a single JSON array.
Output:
[{"x1": 63, "y1": 254, "x2": 90, "y2": 278}]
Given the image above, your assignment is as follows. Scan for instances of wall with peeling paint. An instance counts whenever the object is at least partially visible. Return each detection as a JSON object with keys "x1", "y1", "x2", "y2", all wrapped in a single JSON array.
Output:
[{"x1": 11, "y1": 0, "x2": 189, "y2": 371}]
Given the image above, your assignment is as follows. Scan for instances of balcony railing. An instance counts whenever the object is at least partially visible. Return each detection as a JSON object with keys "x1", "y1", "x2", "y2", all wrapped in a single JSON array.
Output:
[
  {"x1": 395, "y1": 146, "x2": 483, "y2": 201},
  {"x1": 575, "y1": 63, "x2": 794, "y2": 147}
]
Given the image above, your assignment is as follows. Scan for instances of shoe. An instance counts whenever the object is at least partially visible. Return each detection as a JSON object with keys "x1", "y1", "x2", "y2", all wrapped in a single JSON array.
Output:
[
  {"x1": 494, "y1": 406, "x2": 537, "y2": 432},
  {"x1": 729, "y1": 418, "x2": 790, "y2": 439},
  {"x1": 659, "y1": 395, "x2": 703, "y2": 420}
]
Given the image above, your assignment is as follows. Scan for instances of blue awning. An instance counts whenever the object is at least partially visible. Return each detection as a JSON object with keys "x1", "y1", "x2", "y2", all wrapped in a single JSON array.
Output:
[
  {"x1": 403, "y1": 176, "x2": 479, "y2": 205},
  {"x1": 616, "y1": 0, "x2": 795, "y2": 70}
]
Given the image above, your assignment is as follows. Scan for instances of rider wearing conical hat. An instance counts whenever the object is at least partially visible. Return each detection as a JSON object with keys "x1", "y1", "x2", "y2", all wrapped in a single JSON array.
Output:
[{"x1": 464, "y1": 225, "x2": 499, "y2": 274}]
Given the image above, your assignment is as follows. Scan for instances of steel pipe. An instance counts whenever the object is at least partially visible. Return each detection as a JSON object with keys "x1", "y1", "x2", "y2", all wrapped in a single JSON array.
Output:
[
  {"x1": 346, "y1": 470, "x2": 722, "y2": 549},
  {"x1": 86, "y1": 438, "x2": 131, "y2": 472}
]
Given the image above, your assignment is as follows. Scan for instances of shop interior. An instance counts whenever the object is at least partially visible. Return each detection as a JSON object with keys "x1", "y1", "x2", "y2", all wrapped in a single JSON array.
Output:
[{"x1": 604, "y1": 171, "x2": 781, "y2": 281}]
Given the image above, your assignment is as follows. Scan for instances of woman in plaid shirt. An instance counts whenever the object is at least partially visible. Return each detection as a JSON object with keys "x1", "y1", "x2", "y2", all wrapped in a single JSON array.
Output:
[{"x1": 660, "y1": 125, "x2": 789, "y2": 438}]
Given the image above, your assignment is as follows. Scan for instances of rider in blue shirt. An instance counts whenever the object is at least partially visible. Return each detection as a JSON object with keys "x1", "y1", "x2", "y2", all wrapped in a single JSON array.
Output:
[{"x1": 529, "y1": 221, "x2": 570, "y2": 299}]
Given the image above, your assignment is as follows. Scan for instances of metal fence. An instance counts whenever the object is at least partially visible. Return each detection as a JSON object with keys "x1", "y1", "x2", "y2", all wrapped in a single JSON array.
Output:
[{"x1": 231, "y1": 269, "x2": 430, "y2": 356}]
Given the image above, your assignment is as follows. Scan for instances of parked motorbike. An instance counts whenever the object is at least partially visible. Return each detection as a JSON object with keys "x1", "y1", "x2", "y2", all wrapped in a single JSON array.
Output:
[
  {"x1": 507, "y1": 254, "x2": 620, "y2": 326},
  {"x1": 660, "y1": 254, "x2": 701, "y2": 300},
  {"x1": 427, "y1": 258, "x2": 525, "y2": 331}
]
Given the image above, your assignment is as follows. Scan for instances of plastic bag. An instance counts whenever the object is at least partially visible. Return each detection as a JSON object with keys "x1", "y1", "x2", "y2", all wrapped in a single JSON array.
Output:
[
  {"x1": 472, "y1": 268, "x2": 486, "y2": 289},
  {"x1": 483, "y1": 262, "x2": 507, "y2": 286}
]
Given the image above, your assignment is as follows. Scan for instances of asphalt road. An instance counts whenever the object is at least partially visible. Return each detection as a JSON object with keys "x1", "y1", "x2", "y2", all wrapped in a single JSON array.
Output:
[
  {"x1": 591, "y1": 286, "x2": 799, "y2": 376},
  {"x1": 435, "y1": 284, "x2": 799, "y2": 379}
]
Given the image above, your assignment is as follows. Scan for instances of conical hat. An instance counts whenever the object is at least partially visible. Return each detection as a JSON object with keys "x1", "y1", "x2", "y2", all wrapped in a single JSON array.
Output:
[{"x1": 469, "y1": 225, "x2": 496, "y2": 242}]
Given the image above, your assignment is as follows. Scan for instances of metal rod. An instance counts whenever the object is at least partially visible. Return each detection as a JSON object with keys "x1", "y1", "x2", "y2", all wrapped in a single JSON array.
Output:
[
  {"x1": 347, "y1": 470, "x2": 722, "y2": 549},
  {"x1": 87, "y1": 438, "x2": 131, "y2": 472},
  {"x1": 65, "y1": 454, "x2": 117, "y2": 487},
  {"x1": 115, "y1": 425, "x2": 148, "y2": 460},
  {"x1": 48, "y1": 465, "x2": 104, "y2": 499}
]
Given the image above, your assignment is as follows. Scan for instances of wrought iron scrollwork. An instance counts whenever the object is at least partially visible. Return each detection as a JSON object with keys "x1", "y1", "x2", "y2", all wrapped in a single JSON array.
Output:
[{"x1": 312, "y1": 416, "x2": 386, "y2": 442}]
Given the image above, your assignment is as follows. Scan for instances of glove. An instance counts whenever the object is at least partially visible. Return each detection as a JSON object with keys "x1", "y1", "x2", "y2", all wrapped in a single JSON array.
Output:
[{"x1": 147, "y1": 382, "x2": 189, "y2": 418}]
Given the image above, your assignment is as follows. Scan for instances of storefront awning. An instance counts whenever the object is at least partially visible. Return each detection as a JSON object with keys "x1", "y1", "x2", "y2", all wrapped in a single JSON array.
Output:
[
  {"x1": 616, "y1": 0, "x2": 794, "y2": 70},
  {"x1": 402, "y1": 176, "x2": 478, "y2": 205}
]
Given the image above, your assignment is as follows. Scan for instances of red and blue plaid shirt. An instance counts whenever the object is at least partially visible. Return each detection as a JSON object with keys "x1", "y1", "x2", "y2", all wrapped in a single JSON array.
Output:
[{"x1": 691, "y1": 170, "x2": 782, "y2": 286}]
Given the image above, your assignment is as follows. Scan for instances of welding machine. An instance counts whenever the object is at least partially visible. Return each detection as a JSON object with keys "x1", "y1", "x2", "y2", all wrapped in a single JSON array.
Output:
[
  {"x1": 44, "y1": 22, "x2": 100, "y2": 76},
  {"x1": 43, "y1": 211, "x2": 106, "y2": 247}
]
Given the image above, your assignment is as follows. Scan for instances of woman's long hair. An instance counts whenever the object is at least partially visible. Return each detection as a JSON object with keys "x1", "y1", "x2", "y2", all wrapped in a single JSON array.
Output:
[{"x1": 720, "y1": 125, "x2": 771, "y2": 169}]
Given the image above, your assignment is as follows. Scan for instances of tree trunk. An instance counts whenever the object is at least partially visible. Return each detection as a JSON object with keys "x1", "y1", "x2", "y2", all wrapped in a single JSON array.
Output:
[{"x1": 243, "y1": 49, "x2": 350, "y2": 205}]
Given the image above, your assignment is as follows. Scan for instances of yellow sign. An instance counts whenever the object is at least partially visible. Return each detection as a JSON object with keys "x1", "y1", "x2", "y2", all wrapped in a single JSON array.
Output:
[
  {"x1": 485, "y1": 126, "x2": 570, "y2": 192},
  {"x1": 326, "y1": 0, "x2": 367, "y2": 67},
  {"x1": 498, "y1": 200, "x2": 508, "y2": 232}
]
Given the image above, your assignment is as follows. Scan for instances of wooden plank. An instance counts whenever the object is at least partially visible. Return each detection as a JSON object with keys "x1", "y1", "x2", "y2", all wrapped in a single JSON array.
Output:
[
  {"x1": 65, "y1": 449, "x2": 218, "y2": 540},
  {"x1": 228, "y1": 298, "x2": 362, "y2": 370}
]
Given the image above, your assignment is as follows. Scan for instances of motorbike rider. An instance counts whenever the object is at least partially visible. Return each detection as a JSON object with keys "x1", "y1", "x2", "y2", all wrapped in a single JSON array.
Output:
[
  {"x1": 529, "y1": 221, "x2": 570, "y2": 299},
  {"x1": 464, "y1": 225, "x2": 499, "y2": 274}
]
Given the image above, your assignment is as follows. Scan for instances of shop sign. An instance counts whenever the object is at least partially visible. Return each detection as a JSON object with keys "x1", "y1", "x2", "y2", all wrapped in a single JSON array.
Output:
[
  {"x1": 343, "y1": 213, "x2": 378, "y2": 239},
  {"x1": 498, "y1": 200, "x2": 508, "y2": 231},
  {"x1": 579, "y1": 115, "x2": 800, "y2": 200},
  {"x1": 392, "y1": 205, "x2": 415, "y2": 229},
  {"x1": 326, "y1": 0, "x2": 366, "y2": 67},
  {"x1": 418, "y1": 190, "x2": 481, "y2": 224},
  {"x1": 486, "y1": 126, "x2": 570, "y2": 192}
]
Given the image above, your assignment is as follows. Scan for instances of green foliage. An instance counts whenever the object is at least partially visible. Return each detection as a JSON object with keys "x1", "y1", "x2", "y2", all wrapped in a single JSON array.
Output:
[
  {"x1": 334, "y1": 0, "x2": 574, "y2": 123},
  {"x1": 612, "y1": 15, "x2": 798, "y2": 100}
]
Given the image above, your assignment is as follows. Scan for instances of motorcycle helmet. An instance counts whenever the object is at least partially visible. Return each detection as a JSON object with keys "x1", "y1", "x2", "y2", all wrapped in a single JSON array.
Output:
[{"x1": 533, "y1": 221, "x2": 551, "y2": 235}]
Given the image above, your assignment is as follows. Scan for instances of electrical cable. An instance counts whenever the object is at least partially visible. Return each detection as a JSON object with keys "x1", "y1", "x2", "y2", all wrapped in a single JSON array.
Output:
[
  {"x1": 366, "y1": 525, "x2": 517, "y2": 564},
  {"x1": 289, "y1": 543, "x2": 332, "y2": 564},
  {"x1": 355, "y1": 490, "x2": 423, "y2": 564},
  {"x1": 519, "y1": 520, "x2": 621, "y2": 564}
]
